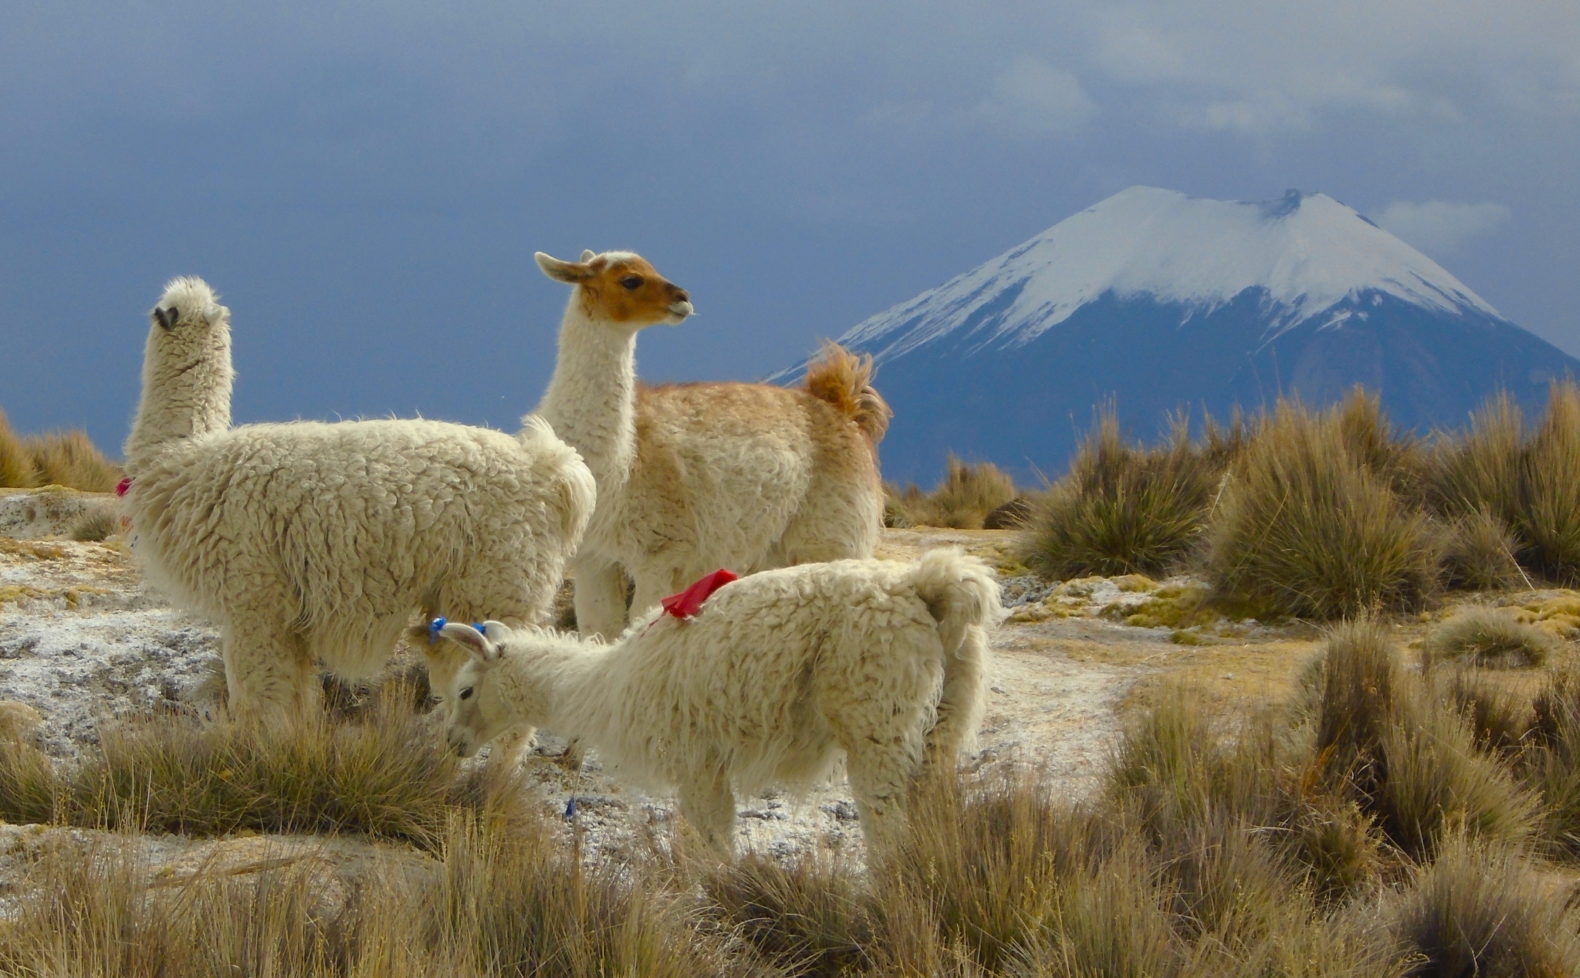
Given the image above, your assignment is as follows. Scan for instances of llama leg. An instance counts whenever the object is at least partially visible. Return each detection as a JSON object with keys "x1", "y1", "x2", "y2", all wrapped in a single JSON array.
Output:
[
  {"x1": 843, "y1": 743, "x2": 922, "y2": 857},
  {"x1": 925, "y1": 625, "x2": 989, "y2": 771},
  {"x1": 221, "y1": 619, "x2": 315, "y2": 727},
  {"x1": 677, "y1": 764, "x2": 737, "y2": 855},
  {"x1": 571, "y1": 555, "x2": 628, "y2": 639}
]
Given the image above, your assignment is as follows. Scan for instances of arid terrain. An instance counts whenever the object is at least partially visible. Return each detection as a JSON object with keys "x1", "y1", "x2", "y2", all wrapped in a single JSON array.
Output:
[{"x1": 4, "y1": 484, "x2": 1571, "y2": 883}]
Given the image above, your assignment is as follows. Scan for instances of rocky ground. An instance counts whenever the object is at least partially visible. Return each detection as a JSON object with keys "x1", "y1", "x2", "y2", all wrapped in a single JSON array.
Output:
[{"x1": 0, "y1": 485, "x2": 1380, "y2": 889}]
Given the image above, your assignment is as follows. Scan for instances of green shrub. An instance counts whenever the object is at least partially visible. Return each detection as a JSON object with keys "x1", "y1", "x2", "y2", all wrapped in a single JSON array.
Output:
[
  {"x1": 1204, "y1": 400, "x2": 1437, "y2": 620},
  {"x1": 1018, "y1": 410, "x2": 1233, "y2": 579}
]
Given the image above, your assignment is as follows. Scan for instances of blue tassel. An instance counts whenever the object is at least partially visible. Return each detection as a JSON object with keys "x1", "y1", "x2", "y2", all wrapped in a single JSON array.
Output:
[
  {"x1": 427, "y1": 617, "x2": 447, "y2": 643},
  {"x1": 564, "y1": 795, "x2": 578, "y2": 819}
]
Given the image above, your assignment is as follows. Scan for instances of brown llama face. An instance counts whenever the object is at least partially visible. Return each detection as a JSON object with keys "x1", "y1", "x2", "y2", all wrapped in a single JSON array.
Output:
[{"x1": 538, "y1": 250, "x2": 693, "y2": 327}]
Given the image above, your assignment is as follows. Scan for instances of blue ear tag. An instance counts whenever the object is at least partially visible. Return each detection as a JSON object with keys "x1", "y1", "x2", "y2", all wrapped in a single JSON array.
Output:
[
  {"x1": 474, "y1": 623, "x2": 487, "y2": 635},
  {"x1": 427, "y1": 617, "x2": 448, "y2": 643},
  {"x1": 564, "y1": 795, "x2": 578, "y2": 819}
]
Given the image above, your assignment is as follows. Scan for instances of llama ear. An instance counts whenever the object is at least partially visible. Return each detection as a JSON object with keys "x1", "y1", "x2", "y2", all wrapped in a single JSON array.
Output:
[
  {"x1": 579, "y1": 249, "x2": 596, "y2": 262},
  {"x1": 438, "y1": 621, "x2": 501, "y2": 662},
  {"x1": 535, "y1": 251, "x2": 595, "y2": 283},
  {"x1": 476, "y1": 620, "x2": 514, "y2": 641}
]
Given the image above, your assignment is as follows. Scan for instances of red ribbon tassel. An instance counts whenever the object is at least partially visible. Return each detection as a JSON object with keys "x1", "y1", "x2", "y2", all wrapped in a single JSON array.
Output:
[
  {"x1": 660, "y1": 569, "x2": 738, "y2": 620},
  {"x1": 115, "y1": 477, "x2": 132, "y2": 497}
]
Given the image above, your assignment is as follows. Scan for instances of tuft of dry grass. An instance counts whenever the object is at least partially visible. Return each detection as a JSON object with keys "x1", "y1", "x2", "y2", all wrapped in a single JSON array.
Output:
[
  {"x1": 69, "y1": 505, "x2": 121, "y2": 542},
  {"x1": 1517, "y1": 380, "x2": 1580, "y2": 585},
  {"x1": 1018, "y1": 410, "x2": 1234, "y2": 579},
  {"x1": 27, "y1": 428, "x2": 123, "y2": 493},
  {"x1": 1313, "y1": 620, "x2": 1538, "y2": 857},
  {"x1": 0, "y1": 407, "x2": 40, "y2": 488},
  {"x1": 1423, "y1": 391, "x2": 1525, "y2": 524},
  {"x1": 1436, "y1": 507, "x2": 1528, "y2": 592},
  {"x1": 1423, "y1": 607, "x2": 1558, "y2": 670},
  {"x1": 893, "y1": 455, "x2": 1018, "y2": 529},
  {"x1": 1386, "y1": 828, "x2": 1580, "y2": 977},
  {"x1": 1204, "y1": 399, "x2": 1437, "y2": 620},
  {"x1": 0, "y1": 688, "x2": 530, "y2": 848}
]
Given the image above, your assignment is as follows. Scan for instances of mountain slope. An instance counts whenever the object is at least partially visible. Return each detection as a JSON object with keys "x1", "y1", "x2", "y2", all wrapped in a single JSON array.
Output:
[{"x1": 795, "y1": 187, "x2": 1576, "y2": 484}]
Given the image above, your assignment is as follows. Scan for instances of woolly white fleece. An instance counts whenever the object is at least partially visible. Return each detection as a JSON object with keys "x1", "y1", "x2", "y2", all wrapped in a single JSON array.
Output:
[
  {"x1": 123, "y1": 277, "x2": 595, "y2": 724},
  {"x1": 438, "y1": 548, "x2": 1001, "y2": 857}
]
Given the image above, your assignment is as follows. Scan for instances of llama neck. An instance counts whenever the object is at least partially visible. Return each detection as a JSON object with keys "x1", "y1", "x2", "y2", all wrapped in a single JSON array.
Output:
[
  {"x1": 507, "y1": 636, "x2": 615, "y2": 735},
  {"x1": 534, "y1": 299, "x2": 638, "y2": 490},
  {"x1": 123, "y1": 326, "x2": 234, "y2": 472}
]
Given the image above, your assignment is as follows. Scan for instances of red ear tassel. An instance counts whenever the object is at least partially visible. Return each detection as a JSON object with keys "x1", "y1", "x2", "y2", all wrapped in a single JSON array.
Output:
[
  {"x1": 660, "y1": 569, "x2": 738, "y2": 620},
  {"x1": 115, "y1": 477, "x2": 132, "y2": 497}
]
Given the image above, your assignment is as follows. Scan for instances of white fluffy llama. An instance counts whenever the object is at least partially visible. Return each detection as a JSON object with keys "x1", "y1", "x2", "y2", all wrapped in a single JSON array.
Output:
[
  {"x1": 433, "y1": 548, "x2": 1000, "y2": 856},
  {"x1": 122, "y1": 277, "x2": 596, "y2": 726},
  {"x1": 534, "y1": 249, "x2": 891, "y2": 638}
]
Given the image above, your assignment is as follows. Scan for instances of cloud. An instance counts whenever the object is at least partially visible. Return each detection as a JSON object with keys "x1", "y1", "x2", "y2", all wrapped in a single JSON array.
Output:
[
  {"x1": 1374, "y1": 200, "x2": 1514, "y2": 255},
  {"x1": 972, "y1": 56, "x2": 1098, "y2": 138},
  {"x1": 1082, "y1": 1, "x2": 1580, "y2": 132}
]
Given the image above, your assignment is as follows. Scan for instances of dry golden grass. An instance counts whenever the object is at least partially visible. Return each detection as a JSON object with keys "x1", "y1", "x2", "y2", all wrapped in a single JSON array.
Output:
[
  {"x1": 0, "y1": 407, "x2": 40, "y2": 488},
  {"x1": 28, "y1": 428, "x2": 122, "y2": 492},
  {"x1": 1018, "y1": 410, "x2": 1233, "y2": 579},
  {"x1": 1205, "y1": 398, "x2": 1438, "y2": 619},
  {"x1": 891, "y1": 454, "x2": 1018, "y2": 529}
]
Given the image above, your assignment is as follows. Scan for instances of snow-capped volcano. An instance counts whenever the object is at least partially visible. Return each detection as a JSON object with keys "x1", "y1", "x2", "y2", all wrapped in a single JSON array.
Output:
[
  {"x1": 795, "y1": 187, "x2": 1576, "y2": 484},
  {"x1": 847, "y1": 187, "x2": 1500, "y2": 359}
]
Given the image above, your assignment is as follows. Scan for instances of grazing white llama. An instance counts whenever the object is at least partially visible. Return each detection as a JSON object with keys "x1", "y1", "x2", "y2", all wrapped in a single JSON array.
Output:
[
  {"x1": 122, "y1": 277, "x2": 596, "y2": 726},
  {"x1": 433, "y1": 548, "x2": 1000, "y2": 856},
  {"x1": 534, "y1": 249, "x2": 891, "y2": 638}
]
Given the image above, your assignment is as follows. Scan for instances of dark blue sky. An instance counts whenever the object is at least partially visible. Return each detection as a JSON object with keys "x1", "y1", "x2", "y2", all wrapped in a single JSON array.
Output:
[{"x1": 5, "y1": 2, "x2": 1578, "y2": 466}]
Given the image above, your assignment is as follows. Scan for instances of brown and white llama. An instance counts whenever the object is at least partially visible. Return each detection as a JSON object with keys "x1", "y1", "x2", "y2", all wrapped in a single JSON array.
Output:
[{"x1": 534, "y1": 249, "x2": 891, "y2": 637}]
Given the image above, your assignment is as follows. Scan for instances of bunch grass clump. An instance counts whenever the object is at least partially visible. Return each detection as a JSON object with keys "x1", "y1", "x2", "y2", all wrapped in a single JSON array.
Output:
[
  {"x1": 1515, "y1": 380, "x2": 1580, "y2": 584},
  {"x1": 0, "y1": 408, "x2": 123, "y2": 492},
  {"x1": 0, "y1": 407, "x2": 39, "y2": 488},
  {"x1": 1436, "y1": 506, "x2": 1527, "y2": 592},
  {"x1": 27, "y1": 428, "x2": 123, "y2": 492},
  {"x1": 1312, "y1": 620, "x2": 1538, "y2": 857},
  {"x1": 1425, "y1": 382, "x2": 1580, "y2": 586},
  {"x1": 1204, "y1": 395, "x2": 1437, "y2": 620},
  {"x1": 0, "y1": 810, "x2": 749, "y2": 977},
  {"x1": 1422, "y1": 606, "x2": 1558, "y2": 670},
  {"x1": 1018, "y1": 410, "x2": 1236, "y2": 579},
  {"x1": 894, "y1": 455, "x2": 1018, "y2": 529},
  {"x1": 1386, "y1": 828, "x2": 1580, "y2": 976},
  {"x1": 0, "y1": 688, "x2": 525, "y2": 848}
]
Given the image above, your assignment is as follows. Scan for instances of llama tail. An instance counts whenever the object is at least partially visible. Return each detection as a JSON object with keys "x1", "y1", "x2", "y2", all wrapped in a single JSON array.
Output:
[
  {"x1": 802, "y1": 342, "x2": 893, "y2": 445},
  {"x1": 906, "y1": 547, "x2": 1002, "y2": 763},
  {"x1": 518, "y1": 414, "x2": 598, "y2": 550}
]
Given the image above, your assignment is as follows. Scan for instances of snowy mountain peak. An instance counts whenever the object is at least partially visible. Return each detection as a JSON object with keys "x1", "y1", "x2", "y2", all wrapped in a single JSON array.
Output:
[{"x1": 841, "y1": 186, "x2": 1502, "y2": 361}]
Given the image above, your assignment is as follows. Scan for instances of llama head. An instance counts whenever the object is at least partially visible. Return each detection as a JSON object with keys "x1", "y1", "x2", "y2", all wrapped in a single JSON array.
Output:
[
  {"x1": 150, "y1": 276, "x2": 229, "y2": 334},
  {"x1": 432, "y1": 620, "x2": 536, "y2": 757},
  {"x1": 535, "y1": 250, "x2": 693, "y2": 331}
]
